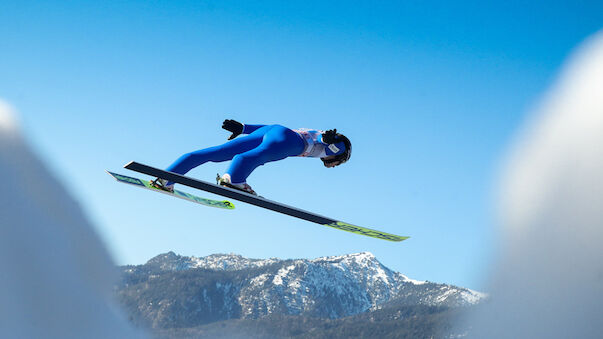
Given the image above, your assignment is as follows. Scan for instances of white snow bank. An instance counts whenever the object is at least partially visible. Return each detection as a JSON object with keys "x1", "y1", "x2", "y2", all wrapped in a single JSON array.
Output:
[
  {"x1": 465, "y1": 30, "x2": 603, "y2": 339},
  {"x1": 0, "y1": 100, "x2": 145, "y2": 338}
]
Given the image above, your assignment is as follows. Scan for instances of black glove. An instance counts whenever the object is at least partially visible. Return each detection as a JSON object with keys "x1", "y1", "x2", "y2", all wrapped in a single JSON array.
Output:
[
  {"x1": 322, "y1": 129, "x2": 340, "y2": 144},
  {"x1": 222, "y1": 119, "x2": 244, "y2": 140}
]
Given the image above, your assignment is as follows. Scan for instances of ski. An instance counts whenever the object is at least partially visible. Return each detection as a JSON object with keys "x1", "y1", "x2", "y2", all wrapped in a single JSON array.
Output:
[
  {"x1": 106, "y1": 171, "x2": 235, "y2": 210},
  {"x1": 123, "y1": 161, "x2": 409, "y2": 242}
]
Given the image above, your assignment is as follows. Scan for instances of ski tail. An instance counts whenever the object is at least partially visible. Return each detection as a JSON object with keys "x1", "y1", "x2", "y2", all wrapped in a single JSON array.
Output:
[{"x1": 107, "y1": 171, "x2": 235, "y2": 210}]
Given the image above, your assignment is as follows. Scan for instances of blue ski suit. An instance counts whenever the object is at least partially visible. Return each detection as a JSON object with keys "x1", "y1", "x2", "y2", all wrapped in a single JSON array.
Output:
[{"x1": 166, "y1": 124, "x2": 348, "y2": 184}]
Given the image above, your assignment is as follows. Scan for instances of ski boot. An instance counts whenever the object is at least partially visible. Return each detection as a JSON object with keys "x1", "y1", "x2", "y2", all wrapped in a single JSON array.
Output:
[
  {"x1": 216, "y1": 173, "x2": 257, "y2": 196},
  {"x1": 150, "y1": 178, "x2": 174, "y2": 193}
]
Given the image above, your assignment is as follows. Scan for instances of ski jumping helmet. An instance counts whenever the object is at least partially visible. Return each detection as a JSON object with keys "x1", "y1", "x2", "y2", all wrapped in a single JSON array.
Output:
[{"x1": 321, "y1": 132, "x2": 352, "y2": 167}]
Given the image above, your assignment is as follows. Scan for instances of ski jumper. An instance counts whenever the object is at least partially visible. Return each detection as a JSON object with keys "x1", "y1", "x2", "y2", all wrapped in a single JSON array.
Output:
[{"x1": 166, "y1": 124, "x2": 347, "y2": 184}]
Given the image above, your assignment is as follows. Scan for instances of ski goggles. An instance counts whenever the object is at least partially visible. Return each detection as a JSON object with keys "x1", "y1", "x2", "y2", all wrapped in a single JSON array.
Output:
[{"x1": 321, "y1": 156, "x2": 347, "y2": 167}]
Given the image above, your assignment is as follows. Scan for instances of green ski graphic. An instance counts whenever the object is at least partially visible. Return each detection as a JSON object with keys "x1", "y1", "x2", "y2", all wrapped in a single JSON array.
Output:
[
  {"x1": 107, "y1": 171, "x2": 235, "y2": 210},
  {"x1": 324, "y1": 222, "x2": 409, "y2": 242}
]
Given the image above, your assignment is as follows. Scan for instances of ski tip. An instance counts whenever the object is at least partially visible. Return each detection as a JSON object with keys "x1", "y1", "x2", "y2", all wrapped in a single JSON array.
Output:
[
  {"x1": 221, "y1": 201, "x2": 236, "y2": 209},
  {"x1": 324, "y1": 221, "x2": 409, "y2": 242}
]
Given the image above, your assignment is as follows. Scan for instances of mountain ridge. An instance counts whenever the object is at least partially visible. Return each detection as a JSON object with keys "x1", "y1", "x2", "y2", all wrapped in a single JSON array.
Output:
[
  {"x1": 136, "y1": 251, "x2": 486, "y2": 308},
  {"x1": 117, "y1": 251, "x2": 486, "y2": 337},
  {"x1": 119, "y1": 251, "x2": 485, "y2": 322}
]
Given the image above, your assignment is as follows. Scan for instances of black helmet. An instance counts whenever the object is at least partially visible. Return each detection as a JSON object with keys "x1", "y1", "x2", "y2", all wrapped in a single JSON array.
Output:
[{"x1": 321, "y1": 131, "x2": 351, "y2": 167}]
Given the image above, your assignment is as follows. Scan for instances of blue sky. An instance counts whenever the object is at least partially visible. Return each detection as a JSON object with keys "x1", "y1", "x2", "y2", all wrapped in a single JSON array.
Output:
[{"x1": 2, "y1": 1, "x2": 602, "y2": 290}]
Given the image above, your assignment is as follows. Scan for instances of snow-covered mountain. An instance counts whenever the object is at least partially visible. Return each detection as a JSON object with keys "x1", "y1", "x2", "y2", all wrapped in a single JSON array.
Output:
[{"x1": 119, "y1": 251, "x2": 485, "y2": 328}]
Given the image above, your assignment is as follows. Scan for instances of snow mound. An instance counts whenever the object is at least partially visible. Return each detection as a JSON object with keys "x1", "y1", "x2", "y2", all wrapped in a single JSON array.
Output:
[
  {"x1": 466, "y1": 30, "x2": 603, "y2": 339},
  {"x1": 0, "y1": 100, "x2": 145, "y2": 338}
]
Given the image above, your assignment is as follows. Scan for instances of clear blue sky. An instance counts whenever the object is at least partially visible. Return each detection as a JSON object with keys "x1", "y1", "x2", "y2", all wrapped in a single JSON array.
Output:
[{"x1": 2, "y1": 1, "x2": 602, "y2": 290}]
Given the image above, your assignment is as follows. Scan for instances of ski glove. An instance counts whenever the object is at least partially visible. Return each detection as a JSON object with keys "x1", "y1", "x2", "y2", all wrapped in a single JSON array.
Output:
[
  {"x1": 321, "y1": 129, "x2": 341, "y2": 144},
  {"x1": 222, "y1": 119, "x2": 244, "y2": 140}
]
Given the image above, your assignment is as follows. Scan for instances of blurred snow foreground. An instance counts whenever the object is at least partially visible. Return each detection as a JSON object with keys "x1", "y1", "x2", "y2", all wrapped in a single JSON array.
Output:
[
  {"x1": 467, "y1": 32, "x2": 603, "y2": 337},
  {"x1": 0, "y1": 102, "x2": 144, "y2": 337}
]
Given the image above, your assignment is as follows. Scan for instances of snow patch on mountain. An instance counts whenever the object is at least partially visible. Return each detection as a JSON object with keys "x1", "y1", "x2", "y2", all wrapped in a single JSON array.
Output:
[
  {"x1": 460, "y1": 289, "x2": 488, "y2": 305},
  {"x1": 250, "y1": 274, "x2": 270, "y2": 287},
  {"x1": 273, "y1": 265, "x2": 297, "y2": 286}
]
